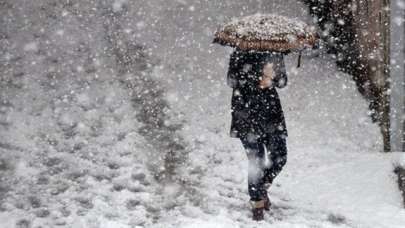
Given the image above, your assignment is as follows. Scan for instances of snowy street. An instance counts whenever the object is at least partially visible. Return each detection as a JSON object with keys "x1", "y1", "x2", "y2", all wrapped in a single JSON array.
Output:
[
  {"x1": 164, "y1": 52, "x2": 405, "y2": 228},
  {"x1": 1, "y1": 0, "x2": 404, "y2": 227}
]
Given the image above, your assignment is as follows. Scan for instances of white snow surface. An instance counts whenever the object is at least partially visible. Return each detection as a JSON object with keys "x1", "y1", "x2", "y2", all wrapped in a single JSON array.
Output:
[{"x1": 0, "y1": 0, "x2": 404, "y2": 228}]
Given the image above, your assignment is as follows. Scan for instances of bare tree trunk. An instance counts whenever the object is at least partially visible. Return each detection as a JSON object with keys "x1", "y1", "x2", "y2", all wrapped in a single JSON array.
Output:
[
  {"x1": 352, "y1": 0, "x2": 390, "y2": 151},
  {"x1": 302, "y1": 0, "x2": 391, "y2": 151}
]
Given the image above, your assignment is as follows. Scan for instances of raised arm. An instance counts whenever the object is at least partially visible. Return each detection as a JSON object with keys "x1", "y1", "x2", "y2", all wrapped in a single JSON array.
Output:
[{"x1": 260, "y1": 53, "x2": 288, "y2": 89}]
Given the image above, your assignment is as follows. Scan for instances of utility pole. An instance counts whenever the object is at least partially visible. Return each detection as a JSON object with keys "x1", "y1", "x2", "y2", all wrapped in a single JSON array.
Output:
[{"x1": 390, "y1": 0, "x2": 405, "y2": 152}]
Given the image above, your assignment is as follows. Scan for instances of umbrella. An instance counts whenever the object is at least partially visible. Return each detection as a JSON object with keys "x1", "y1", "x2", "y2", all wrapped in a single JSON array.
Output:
[{"x1": 213, "y1": 14, "x2": 318, "y2": 53}]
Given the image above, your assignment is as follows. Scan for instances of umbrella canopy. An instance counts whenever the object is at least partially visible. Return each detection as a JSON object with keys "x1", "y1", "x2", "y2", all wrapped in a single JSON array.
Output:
[{"x1": 213, "y1": 14, "x2": 318, "y2": 52}]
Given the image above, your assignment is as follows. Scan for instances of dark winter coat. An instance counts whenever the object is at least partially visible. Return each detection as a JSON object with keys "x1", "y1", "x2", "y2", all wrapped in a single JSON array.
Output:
[{"x1": 227, "y1": 49, "x2": 288, "y2": 142}]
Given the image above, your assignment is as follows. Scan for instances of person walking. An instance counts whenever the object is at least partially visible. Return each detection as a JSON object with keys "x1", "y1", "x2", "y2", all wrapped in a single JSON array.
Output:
[
  {"x1": 226, "y1": 49, "x2": 288, "y2": 221},
  {"x1": 213, "y1": 13, "x2": 318, "y2": 221}
]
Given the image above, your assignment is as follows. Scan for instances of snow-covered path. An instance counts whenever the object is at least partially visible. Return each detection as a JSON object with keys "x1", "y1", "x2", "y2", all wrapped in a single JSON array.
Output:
[
  {"x1": 157, "y1": 47, "x2": 405, "y2": 227},
  {"x1": 151, "y1": 1, "x2": 405, "y2": 227}
]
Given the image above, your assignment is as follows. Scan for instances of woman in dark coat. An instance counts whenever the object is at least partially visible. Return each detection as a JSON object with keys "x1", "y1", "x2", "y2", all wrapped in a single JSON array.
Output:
[{"x1": 226, "y1": 49, "x2": 288, "y2": 221}]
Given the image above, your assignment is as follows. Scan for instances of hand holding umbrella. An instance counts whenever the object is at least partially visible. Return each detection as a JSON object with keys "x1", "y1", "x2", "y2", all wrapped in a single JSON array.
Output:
[{"x1": 259, "y1": 63, "x2": 274, "y2": 89}]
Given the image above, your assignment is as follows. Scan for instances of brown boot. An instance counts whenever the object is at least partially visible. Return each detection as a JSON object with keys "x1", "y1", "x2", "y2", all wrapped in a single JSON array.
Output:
[
  {"x1": 250, "y1": 200, "x2": 265, "y2": 221},
  {"x1": 263, "y1": 194, "x2": 271, "y2": 211},
  {"x1": 263, "y1": 183, "x2": 271, "y2": 211}
]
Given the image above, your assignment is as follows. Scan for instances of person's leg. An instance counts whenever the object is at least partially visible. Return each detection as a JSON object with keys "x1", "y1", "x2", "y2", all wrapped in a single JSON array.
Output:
[
  {"x1": 263, "y1": 134, "x2": 287, "y2": 185},
  {"x1": 240, "y1": 137, "x2": 267, "y2": 201},
  {"x1": 240, "y1": 137, "x2": 269, "y2": 220}
]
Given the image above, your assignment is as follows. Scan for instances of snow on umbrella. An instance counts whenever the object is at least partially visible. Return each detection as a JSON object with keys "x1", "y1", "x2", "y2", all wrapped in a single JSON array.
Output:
[{"x1": 213, "y1": 14, "x2": 318, "y2": 52}]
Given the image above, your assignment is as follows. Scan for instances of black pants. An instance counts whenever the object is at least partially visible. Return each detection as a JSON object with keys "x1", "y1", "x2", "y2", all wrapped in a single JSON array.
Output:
[{"x1": 240, "y1": 134, "x2": 287, "y2": 201}]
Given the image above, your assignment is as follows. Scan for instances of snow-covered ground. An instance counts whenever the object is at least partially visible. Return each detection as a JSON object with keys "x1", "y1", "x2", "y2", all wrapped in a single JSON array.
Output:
[
  {"x1": 1, "y1": 0, "x2": 404, "y2": 227},
  {"x1": 165, "y1": 52, "x2": 405, "y2": 228}
]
